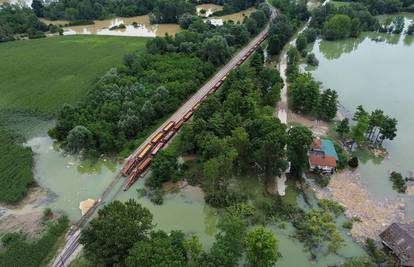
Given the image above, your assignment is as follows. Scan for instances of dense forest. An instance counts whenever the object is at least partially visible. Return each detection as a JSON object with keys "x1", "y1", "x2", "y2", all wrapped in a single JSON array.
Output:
[
  {"x1": 0, "y1": 4, "x2": 48, "y2": 42},
  {"x1": 334, "y1": 0, "x2": 414, "y2": 14},
  {"x1": 0, "y1": 128, "x2": 35, "y2": 203},
  {"x1": 50, "y1": 4, "x2": 272, "y2": 155}
]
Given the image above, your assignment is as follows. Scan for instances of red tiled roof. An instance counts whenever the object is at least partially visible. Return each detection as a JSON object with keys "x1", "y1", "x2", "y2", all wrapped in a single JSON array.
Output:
[
  {"x1": 309, "y1": 154, "x2": 336, "y2": 168},
  {"x1": 312, "y1": 139, "x2": 322, "y2": 150}
]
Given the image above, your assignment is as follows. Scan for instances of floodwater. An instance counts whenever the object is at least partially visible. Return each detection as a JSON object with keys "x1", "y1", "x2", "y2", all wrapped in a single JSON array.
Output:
[
  {"x1": 43, "y1": 15, "x2": 181, "y2": 38},
  {"x1": 205, "y1": 7, "x2": 256, "y2": 26},
  {"x1": 196, "y1": 3, "x2": 223, "y2": 17},
  {"x1": 309, "y1": 16, "x2": 414, "y2": 217}
]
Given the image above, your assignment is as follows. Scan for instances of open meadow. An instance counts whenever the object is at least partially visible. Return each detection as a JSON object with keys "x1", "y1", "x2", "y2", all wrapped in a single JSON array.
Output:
[{"x1": 0, "y1": 35, "x2": 148, "y2": 114}]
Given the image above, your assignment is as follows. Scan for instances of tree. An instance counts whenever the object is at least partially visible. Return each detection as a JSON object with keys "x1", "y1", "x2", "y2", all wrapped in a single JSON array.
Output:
[
  {"x1": 316, "y1": 89, "x2": 338, "y2": 121},
  {"x1": 351, "y1": 114, "x2": 369, "y2": 144},
  {"x1": 148, "y1": 150, "x2": 179, "y2": 188},
  {"x1": 348, "y1": 156, "x2": 359, "y2": 168},
  {"x1": 31, "y1": 0, "x2": 44, "y2": 17},
  {"x1": 245, "y1": 17, "x2": 258, "y2": 34},
  {"x1": 323, "y1": 14, "x2": 352, "y2": 40},
  {"x1": 80, "y1": 200, "x2": 154, "y2": 266},
  {"x1": 378, "y1": 116, "x2": 398, "y2": 145},
  {"x1": 246, "y1": 226, "x2": 280, "y2": 267},
  {"x1": 179, "y1": 13, "x2": 198, "y2": 29},
  {"x1": 296, "y1": 34, "x2": 308, "y2": 52},
  {"x1": 367, "y1": 109, "x2": 385, "y2": 141},
  {"x1": 287, "y1": 126, "x2": 314, "y2": 174},
  {"x1": 290, "y1": 73, "x2": 320, "y2": 114},
  {"x1": 126, "y1": 231, "x2": 187, "y2": 267},
  {"x1": 268, "y1": 35, "x2": 283, "y2": 55},
  {"x1": 67, "y1": 125, "x2": 93, "y2": 153},
  {"x1": 201, "y1": 35, "x2": 230, "y2": 66}
]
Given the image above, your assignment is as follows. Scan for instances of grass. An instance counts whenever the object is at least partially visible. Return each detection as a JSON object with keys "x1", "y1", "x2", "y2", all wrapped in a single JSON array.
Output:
[
  {"x1": 0, "y1": 128, "x2": 35, "y2": 203},
  {"x1": 0, "y1": 216, "x2": 69, "y2": 267},
  {"x1": 0, "y1": 35, "x2": 148, "y2": 114}
]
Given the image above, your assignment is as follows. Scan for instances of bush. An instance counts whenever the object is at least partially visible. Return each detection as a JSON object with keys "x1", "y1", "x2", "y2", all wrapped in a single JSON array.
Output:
[
  {"x1": 348, "y1": 156, "x2": 359, "y2": 168},
  {"x1": 342, "y1": 220, "x2": 353, "y2": 229},
  {"x1": 389, "y1": 171, "x2": 407, "y2": 193},
  {"x1": 150, "y1": 189, "x2": 164, "y2": 205},
  {"x1": 305, "y1": 53, "x2": 319, "y2": 66},
  {"x1": 0, "y1": 216, "x2": 69, "y2": 267},
  {"x1": 43, "y1": 208, "x2": 53, "y2": 221},
  {"x1": 318, "y1": 199, "x2": 345, "y2": 216},
  {"x1": 315, "y1": 175, "x2": 331, "y2": 187}
]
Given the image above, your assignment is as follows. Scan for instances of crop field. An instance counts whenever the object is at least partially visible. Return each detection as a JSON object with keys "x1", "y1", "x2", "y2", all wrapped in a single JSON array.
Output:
[
  {"x1": 0, "y1": 128, "x2": 35, "y2": 203},
  {"x1": 0, "y1": 35, "x2": 148, "y2": 114}
]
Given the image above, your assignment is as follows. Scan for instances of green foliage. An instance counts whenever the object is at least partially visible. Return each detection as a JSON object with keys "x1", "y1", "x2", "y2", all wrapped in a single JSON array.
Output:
[
  {"x1": 348, "y1": 156, "x2": 359, "y2": 168},
  {"x1": 80, "y1": 200, "x2": 154, "y2": 266},
  {"x1": 0, "y1": 4, "x2": 47, "y2": 42},
  {"x1": 126, "y1": 230, "x2": 187, "y2": 267},
  {"x1": 305, "y1": 52, "x2": 319, "y2": 66},
  {"x1": 0, "y1": 35, "x2": 144, "y2": 114},
  {"x1": 342, "y1": 256, "x2": 376, "y2": 267},
  {"x1": 43, "y1": 208, "x2": 53, "y2": 221},
  {"x1": 67, "y1": 125, "x2": 94, "y2": 153},
  {"x1": 246, "y1": 226, "x2": 280, "y2": 267},
  {"x1": 151, "y1": 0, "x2": 195, "y2": 24},
  {"x1": 315, "y1": 174, "x2": 331, "y2": 187},
  {"x1": 310, "y1": 3, "x2": 379, "y2": 40},
  {"x1": 0, "y1": 216, "x2": 69, "y2": 267},
  {"x1": 148, "y1": 150, "x2": 179, "y2": 188},
  {"x1": 290, "y1": 73, "x2": 320, "y2": 114},
  {"x1": 342, "y1": 220, "x2": 353, "y2": 229},
  {"x1": 296, "y1": 33, "x2": 308, "y2": 52},
  {"x1": 336, "y1": 118, "x2": 350, "y2": 138},
  {"x1": 389, "y1": 171, "x2": 407, "y2": 193},
  {"x1": 52, "y1": 10, "x2": 267, "y2": 154},
  {"x1": 268, "y1": 14, "x2": 297, "y2": 55},
  {"x1": 287, "y1": 126, "x2": 314, "y2": 173},
  {"x1": 315, "y1": 89, "x2": 338, "y2": 121},
  {"x1": 318, "y1": 199, "x2": 346, "y2": 217},
  {"x1": 0, "y1": 128, "x2": 35, "y2": 203},
  {"x1": 294, "y1": 209, "x2": 345, "y2": 254},
  {"x1": 323, "y1": 14, "x2": 352, "y2": 40}
]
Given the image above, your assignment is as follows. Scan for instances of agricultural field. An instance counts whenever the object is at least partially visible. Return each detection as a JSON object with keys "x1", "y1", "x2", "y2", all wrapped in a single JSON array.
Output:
[
  {"x1": 0, "y1": 35, "x2": 148, "y2": 114},
  {"x1": 0, "y1": 128, "x2": 35, "y2": 203}
]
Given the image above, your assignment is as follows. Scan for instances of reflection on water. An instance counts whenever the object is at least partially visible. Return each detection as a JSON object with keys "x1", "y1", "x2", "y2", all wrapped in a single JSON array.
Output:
[
  {"x1": 196, "y1": 3, "x2": 223, "y2": 17},
  {"x1": 115, "y1": 178, "x2": 218, "y2": 247},
  {"x1": 310, "y1": 16, "x2": 414, "y2": 217},
  {"x1": 27, "y1": 136, "x2": 118, "y2": 220},
  {"x1": 205, "y1": 7, "x2": 256, "y2": 26},
  {"x1": 43, "y1": 15, "x2": 181, "y2": 37}
]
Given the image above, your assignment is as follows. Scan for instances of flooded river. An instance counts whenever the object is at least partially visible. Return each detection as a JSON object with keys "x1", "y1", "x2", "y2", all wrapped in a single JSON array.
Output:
[{"x1": 310, "y1": 15, "x2": 414, "y2": 218}]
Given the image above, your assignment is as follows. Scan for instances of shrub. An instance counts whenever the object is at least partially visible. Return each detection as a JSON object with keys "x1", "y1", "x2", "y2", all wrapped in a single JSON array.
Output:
[
  {"x1": 348, "y1": 156, "x2": 359, "y2": 168},
  {"x1": 342, "y1": 220, "x2": 353, "y2": 229},
  {"x1": 306, "y1": 53, "x2": 319, "y2": 66},
  {"x1": 315, "y1": 175, "x2": 331, "y2": 187},
  {"x1": 318, "y1": 199, "x2": 345, "y2": 216},
  {"x1": 389, "y1": 171, "x2": 407, "y2": 193},
  {"x1": 43, "y1": 208, "x2": 53, "y2": 221}
]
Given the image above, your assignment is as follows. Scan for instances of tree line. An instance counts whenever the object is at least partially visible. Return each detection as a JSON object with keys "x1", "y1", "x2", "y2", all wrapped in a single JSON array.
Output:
[
  {"x1": 0, "y1": 4, "x2": 48, "y2": 42},
  {"x1": 80, "y1": 199, "x2": 280, "y2": 267},
  {"x1": 50, "y1": 4, "x2": 272, "y2": 156},
  {"x1": 336, "y1": 105, "x2": 398, "y2": 146},
  {"x1": 334, "y1": 0, "x2": 414, "y2": 14}
]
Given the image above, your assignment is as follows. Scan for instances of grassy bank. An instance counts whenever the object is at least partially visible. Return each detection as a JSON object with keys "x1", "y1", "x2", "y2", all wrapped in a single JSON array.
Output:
[
  {"x1": 0, "y1": 128, "x2": 35, "y2": 203},
  {"x1": 0, "y1": 216, "x2": 69, "y2": 267},
  {"x1": 0, "y1": 35, "x2": 148, "y2": 114}
]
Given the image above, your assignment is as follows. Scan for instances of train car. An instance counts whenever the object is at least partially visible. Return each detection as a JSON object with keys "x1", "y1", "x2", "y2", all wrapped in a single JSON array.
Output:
[
  {"x1": 151, "y1": 131, "x2": 164, "y2": 144},
  {"x1": 137, "y1": 143, "x2": 153, "y2": 160},
  {"x1": 121, "y1": 158, "x2": 137, "y2": 176},
  {"x1": 163, "y1": 121, "x2": 175, "y2": 132},
  {"x1": 173, "y1": 119, "x2": 184, "y2": 131},
  {"x1": 220, "y1": 75, "x2": 227, "y2": 82},
  {"x1": 201, "y1": 95, "x2": 208, "y2": 102},
  {"x1": 215, "y1": 80, "x2": 223, "y2": 89},
  {"x1": 151, "y1": 142, "x2": 164, "y2": 156},
  {"x1": 162, "y1": 130, "x2": 175, "y2": 143},
  {"x1": 192, "y1": 101, "x2": 201, "y2": 111},
  {"x1": 124, "y1": 156, "x2": 154, "y2": 190},
  {"x1": 183, "y1": 110, "x2": 193, "y2": 121}
]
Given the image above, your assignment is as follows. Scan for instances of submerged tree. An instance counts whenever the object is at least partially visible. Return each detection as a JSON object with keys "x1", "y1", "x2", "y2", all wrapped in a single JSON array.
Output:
[{"x1": 246, "y1": 226, "x2": 280, "y2": 267}]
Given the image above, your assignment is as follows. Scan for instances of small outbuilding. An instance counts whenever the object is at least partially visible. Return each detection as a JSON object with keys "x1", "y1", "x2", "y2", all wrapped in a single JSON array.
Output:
[
  {"x1": 308, "y1": 138, "x2": 338, "y2": 175},
  {"x1": 380, "y1": 223, "x2": 414, "y2": 267}
]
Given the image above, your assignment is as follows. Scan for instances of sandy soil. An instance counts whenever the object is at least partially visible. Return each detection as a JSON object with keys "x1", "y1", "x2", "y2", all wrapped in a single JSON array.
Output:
[
  {"x1": 288, "y1": 110, "x2": 330, "y2": 136},
  {"x1": 314, "y1": 170, "x2": 406, "y2": 240},
  {"x1": 0, "y1": 187, "x2": 49, "y2": 237}
]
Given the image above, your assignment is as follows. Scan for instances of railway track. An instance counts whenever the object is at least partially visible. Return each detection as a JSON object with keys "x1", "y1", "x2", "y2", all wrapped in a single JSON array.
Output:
[{"x1": 52, "y1": 10, "x2": 276, "y2": 266}]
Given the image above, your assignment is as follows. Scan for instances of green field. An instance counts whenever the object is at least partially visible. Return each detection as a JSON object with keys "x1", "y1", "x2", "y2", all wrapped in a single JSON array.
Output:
[{"x1": 0, "y1": 35, "x2": 148, "y2": 114}]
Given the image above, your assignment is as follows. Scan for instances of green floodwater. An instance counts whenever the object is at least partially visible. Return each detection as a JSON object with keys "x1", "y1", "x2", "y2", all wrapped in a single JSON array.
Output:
[{"x1": 309, "y1": 18, "x2": 414, "y2": 218}]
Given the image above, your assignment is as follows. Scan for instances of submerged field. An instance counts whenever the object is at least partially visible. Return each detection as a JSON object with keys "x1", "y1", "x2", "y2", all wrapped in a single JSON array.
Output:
[{"x1": 0, "y1": 35, "x2": 148, "y2": 114}]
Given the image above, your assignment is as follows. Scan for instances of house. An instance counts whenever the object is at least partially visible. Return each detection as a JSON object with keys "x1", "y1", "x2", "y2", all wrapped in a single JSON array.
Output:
[
  {"x1": 308, "y1": 138, "x2": 338, "y2": 174},
  {"x1": 380, "y1": 223, "x2": 414, "y2": 267}
]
